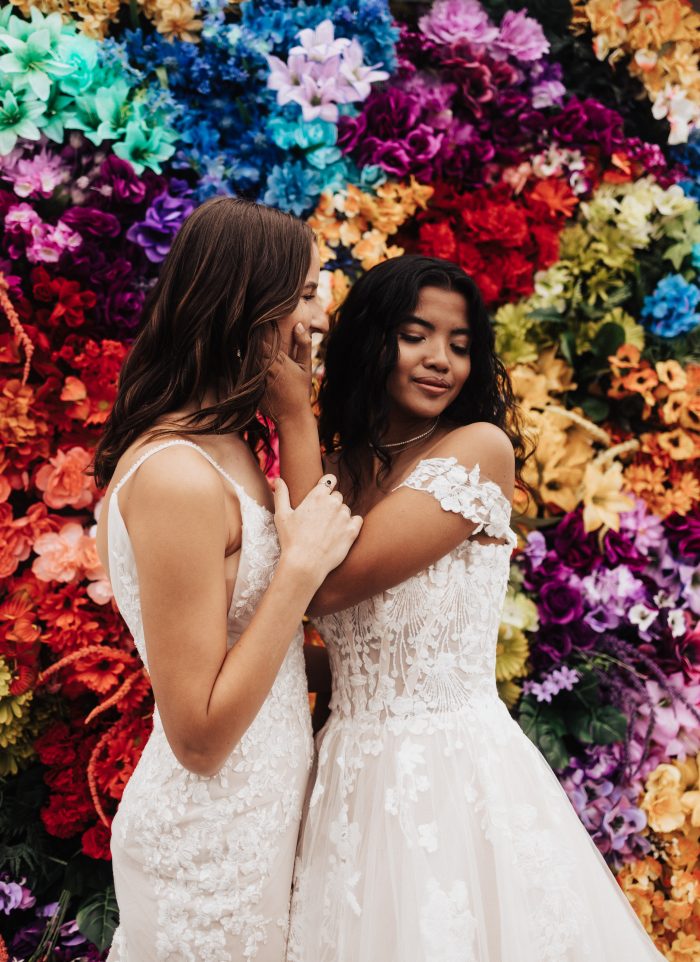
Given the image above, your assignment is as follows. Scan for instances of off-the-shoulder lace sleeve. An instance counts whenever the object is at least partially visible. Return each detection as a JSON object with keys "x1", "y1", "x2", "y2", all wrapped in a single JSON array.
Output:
[{"x1": 398, "y1": 457, "x2": 516, "y2": 547}]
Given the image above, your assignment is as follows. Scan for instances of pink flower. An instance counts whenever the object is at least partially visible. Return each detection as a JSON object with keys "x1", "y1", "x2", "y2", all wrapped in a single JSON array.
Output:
[
  {"x1": 0, "y1": 144, "x2": 68, "y2": 199},
  {"x1": 419, "y1": 0, "x2": 498, "y2": 49},
  {"x1": 32, "y1": 522, "x2": 104, "y2": 584},
  {"x1": 35, "y1": 446, "x2": 97, "y2": 510},
  {"x1": 493, "y1": 9, "x2": 550, "y2": 62},
  {"x1": 291, "y1": 19, "x2": 350, "y2": 62},
  {"x1": 338, "y1": 39, "x2": 389, "y2": 102}
]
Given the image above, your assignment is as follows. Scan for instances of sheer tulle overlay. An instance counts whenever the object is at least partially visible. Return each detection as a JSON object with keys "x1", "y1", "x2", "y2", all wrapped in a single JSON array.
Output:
[
  {"x1": 287, "y1": 458, "x2": 663, "y2": 962},
  {"x1": 106, "y1": 441, "x2": 313, "y2": 962}
]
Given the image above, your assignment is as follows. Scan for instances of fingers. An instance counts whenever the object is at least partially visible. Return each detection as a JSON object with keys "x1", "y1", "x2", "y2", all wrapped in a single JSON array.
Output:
[
  {"x1": 317, "y1": 474, "x2": 337, "y2": 493},
  {"x1": 292, "y1": 322, "x2": 312, "y2": 371},
  {"x1": 273, "y1": 477, "x2": 291, "y2": 517}
]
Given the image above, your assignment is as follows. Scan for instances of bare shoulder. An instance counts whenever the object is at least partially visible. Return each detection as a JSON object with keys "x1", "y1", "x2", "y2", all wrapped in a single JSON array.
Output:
[
  {"x1": 428, "y1": 422, "x2": 515, "y2": 497},
  {"x1": 122, "y1": 443, "x2": 228, "y2": 525}
]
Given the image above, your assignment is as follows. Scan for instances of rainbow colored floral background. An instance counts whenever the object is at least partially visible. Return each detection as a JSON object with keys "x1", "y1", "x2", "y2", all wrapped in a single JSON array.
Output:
[{"x1": 0, "y1": 0, "x2": 699, "y2": 957}]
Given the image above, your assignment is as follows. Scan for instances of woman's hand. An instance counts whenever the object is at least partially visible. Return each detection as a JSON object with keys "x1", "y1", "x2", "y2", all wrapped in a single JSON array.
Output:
[
  {"x1": 274, "y1": 474, "x2": 362, "y2": 588},
  {"x1": 263, "y1": 322, "x2": 313, "y2": 425}
]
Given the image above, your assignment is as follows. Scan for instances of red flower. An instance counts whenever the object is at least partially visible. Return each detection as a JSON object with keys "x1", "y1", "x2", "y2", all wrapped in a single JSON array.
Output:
[
  {"x1": 82, "y1": 821, "x2": 112, "y2": 860},
  {"x1": 35, "y1": 721, "x2": 78, "y2": 768},
  {"x1": 31, "y1": 267, "x2": 97, "y2": 330}
]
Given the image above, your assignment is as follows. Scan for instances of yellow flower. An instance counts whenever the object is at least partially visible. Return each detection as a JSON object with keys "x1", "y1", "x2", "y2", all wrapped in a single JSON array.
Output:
[
  {"x1": 582, "y1": 461, "x2": 634, "y2": 532},
  {"x1": 497, "y1": 679, "x2": 522, "y2": 709},
  {"x1": 495, "y1": 624, "x2": 529, "y2": 682},
  {"x1": 642, "y1": 763, "x2": 686, "y2": 833}
]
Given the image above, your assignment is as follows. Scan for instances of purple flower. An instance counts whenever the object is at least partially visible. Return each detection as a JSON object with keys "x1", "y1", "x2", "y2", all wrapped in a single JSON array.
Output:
[
  {"x1": 493, "y1": 10, "x2": 549, "y2": 63},
  {"x1": 419, "y1": 0, "x2": 499, "y2": 49},
  {"x1": 0, "y1": 876, "x2": 35, "y2": 914},
  {"x1": 523, "y1": 666, "x2": 580, "y2": 703},
  {"x1": 338, "y1": 87, "x2": 422, "y2": 154},
  {"x1": 552, "y1": 511, "x2": 600, "y2": 573},
  {"x1": 61, "y1": 206, "x2": 122, "y2": 238},
  {"x1": 602, "y1": 529, "x2": 645, "y2": 570},
  {"x1": 126, "y1": 190, "x2": 195, "y2": 263},
  {"x1": 535, "y1": 623, "x2": 597, "y2": 666},
  {"x1": 105, "y1": 285, "x2": 146, "y2": 330},
  {"x1": 619, "y1": 498, "x2": 666, "y2": 554},
  {"x1": 581, "y1": 567, "x2": 647, "y2": 632},
  {"x1": 562, "y1": 752, "x2": 649, "y2": 864},
  {"x1": 664, "y1": 507, "x2": 700, "y2": 560},
  {"x1": 538, "y1": 578, "x2": 584, "y2": 626},
  {"x1": 548, "y1": 97, "x2": 626, "y2": 156}
]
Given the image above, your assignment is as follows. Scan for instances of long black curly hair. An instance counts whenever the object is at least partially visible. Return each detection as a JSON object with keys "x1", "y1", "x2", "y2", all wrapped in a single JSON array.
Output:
[{"x1": 318, "y1": 255, "x2": 529, "y2": 497}]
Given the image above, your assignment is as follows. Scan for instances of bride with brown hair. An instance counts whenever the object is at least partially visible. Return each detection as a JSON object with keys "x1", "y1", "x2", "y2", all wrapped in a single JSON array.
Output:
[{"x1": 93, "y1": 196, "x2": 361, "y2": 962}]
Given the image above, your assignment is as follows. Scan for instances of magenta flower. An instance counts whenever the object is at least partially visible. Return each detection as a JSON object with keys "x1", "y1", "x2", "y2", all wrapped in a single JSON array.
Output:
[
  {"x1": 419, "y1": 0, "x2": 498, "y2": 49},
  {"x1": 493, "y1": 10, "x2": 550, "y2": 63}
]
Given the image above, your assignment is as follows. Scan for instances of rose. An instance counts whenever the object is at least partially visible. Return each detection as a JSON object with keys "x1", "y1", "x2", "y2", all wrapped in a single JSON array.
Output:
[
  {"x1": 552, "y1": 511, "x2": 600, "y2": 573},
  {"x1": 538, "y1": 579, "x2": 584, "y2": 625}
]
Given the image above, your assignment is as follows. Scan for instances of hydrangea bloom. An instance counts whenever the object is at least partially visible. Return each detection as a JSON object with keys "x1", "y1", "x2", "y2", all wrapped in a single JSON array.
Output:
[{"x1": 641, "y1": 274, "x2": 700, "y2": 338}]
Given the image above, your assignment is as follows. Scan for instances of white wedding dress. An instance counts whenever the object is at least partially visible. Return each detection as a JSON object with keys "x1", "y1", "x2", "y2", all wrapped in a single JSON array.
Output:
[
  {"x1": 287, "y1": 457, "x2": 664, "y2": 962},
  {"x1": 105, "y1": 440, "x2": 313, "y2": 962}
]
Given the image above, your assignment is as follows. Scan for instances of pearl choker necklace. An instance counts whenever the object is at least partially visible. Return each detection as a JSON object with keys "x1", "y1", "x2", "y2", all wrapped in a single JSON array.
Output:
[{"x1": 380, "y1": 418, "x2": 440, "y2": 451}]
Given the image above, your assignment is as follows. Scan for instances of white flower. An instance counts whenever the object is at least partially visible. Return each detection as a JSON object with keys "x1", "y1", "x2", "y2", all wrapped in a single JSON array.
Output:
[{"x1": 629, "y1": 603, "x2": 659, "y2": 632}]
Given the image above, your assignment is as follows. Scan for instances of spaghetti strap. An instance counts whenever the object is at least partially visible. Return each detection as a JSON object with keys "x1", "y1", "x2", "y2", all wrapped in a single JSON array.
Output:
[{"x1": 112, "y1": 438, "x2": 244, "y2": 499}]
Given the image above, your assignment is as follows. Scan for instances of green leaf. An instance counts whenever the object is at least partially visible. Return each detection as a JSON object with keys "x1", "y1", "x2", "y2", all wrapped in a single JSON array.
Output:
[
  {"x1": 589, "y1": 705, "x2": 628, "y2": 745},
  {"x1": 580, "y1": 397, "x2": 609, "y2": 423},
  {"x1": 590, "y1": 322, "x2": 626, "y2": 358},
  {"x1": 566, "y1": 705, "x2": 596, "y2": 744},
  {"x1": 559, "y1": 331, "x2": 576, "y2": 365},
  {"x1": 76, "y1": 885, "x2": 119, "y2": 952},
  {"x1": 518, "y1": 698, "x2": 570, "y2": 771}
]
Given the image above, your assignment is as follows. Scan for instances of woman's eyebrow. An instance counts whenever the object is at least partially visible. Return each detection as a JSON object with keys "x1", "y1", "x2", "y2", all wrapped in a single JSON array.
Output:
[
  {"x1": 303, "y1": 281, "x2": 318, "y2": 291},
  {"x1": 401, "y1": 315, "x2": 470, "y2": 336}
]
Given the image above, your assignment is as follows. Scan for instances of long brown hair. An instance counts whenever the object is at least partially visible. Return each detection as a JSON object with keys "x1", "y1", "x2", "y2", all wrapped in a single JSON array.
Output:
[{"x1": 93, "y1": 197, "x2": 314, "y2": 488}]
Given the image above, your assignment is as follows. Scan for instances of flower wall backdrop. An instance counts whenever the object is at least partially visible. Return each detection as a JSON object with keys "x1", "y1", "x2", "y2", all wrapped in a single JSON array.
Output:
[{"x1": 0, "y1": 0, "x2": 699, "y2": 958}]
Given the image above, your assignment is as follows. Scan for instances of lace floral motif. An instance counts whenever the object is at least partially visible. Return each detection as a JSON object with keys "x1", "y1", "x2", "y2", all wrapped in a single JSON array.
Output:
[
  {"x1": 287, "y1": 459, "x2": 656, "y2": 962},
  {"x1": 106, "y1": 441, "x2": 313, "y2": 962},
  {"x1": 398, "y1": 457, "x2": 517, "y2": 548}
]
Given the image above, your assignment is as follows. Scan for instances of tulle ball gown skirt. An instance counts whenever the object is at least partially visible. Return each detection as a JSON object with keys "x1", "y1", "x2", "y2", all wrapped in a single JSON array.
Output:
[{"x1": 287, "y1": 692, "x2": 665, "y2": 962}]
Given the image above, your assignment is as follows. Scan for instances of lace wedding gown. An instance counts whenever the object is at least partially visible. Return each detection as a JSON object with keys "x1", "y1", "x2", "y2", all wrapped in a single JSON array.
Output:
[
  {"x1": 105, "y1": 440, "x2": 313, "y2": 962},
  {"x1": 287, "y1": 457, "x2": 664, "y2": 962}
]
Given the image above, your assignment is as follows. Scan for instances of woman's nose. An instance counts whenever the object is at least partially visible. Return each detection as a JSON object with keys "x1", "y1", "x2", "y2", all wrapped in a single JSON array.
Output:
[{"x1": 310, "y1": 306, "x2": 330, "y2": 335}]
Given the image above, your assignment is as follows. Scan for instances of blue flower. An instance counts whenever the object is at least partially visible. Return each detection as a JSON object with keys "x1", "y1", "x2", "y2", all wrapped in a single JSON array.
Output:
[
  {"x1": 641, "y1": 274, "x2": 700, "y2": 339},
  {"x1": 263, "y1": 160, "x2": 322, "y2": 216},
  {"x1": 692, "y1": 243, "x2": 700, "y2": 272}
]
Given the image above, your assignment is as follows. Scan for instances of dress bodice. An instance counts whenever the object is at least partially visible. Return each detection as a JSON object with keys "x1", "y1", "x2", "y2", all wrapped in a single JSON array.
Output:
[{"x1": 315, "y1": 458, "x2": 517, "y2": 723}]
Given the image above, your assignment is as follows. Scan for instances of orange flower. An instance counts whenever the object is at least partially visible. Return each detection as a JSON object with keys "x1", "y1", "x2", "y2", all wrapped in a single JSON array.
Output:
[
  {"x1": 621, "y1": 366, "x2": 659, "y2": 407},
  {"x1": 658, "y1": 429, "x2": 697, "y2": 461},
  {"x1": 608, "y1": 343, "x2": 642, "y2": 374},
  {"x1": 657, "y1": 360, "x2": 688, "y2": 391},
  {"x1": 32, "y1": 522, "x2": 104, "y2": 584},
  {"x1": 528, "y1": 177, "x2": 579, "y2": 218},
  {"x1": 35, "y1": 446, "x2": 97, "y2": 510}
]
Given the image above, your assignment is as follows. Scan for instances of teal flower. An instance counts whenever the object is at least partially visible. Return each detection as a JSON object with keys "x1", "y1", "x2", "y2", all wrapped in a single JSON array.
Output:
[
  {"x1": 40, "y1": 86, "x2": 74, "y2": 143},
  {"x1": 0, "y1": 11, "x2": 72, "y2": 101},
  {"x1": 0, "y1": 87, "x2": 45, "y2": 153},
  {"x1": 95, "y1": 80, "x2": 131, "y2": 142},
  {"x1": 112, "y1": 111, "x2": 176, "y2": 174},
  {"x1": 57, "y1": 33, "x2": 98, "y2": 97}
]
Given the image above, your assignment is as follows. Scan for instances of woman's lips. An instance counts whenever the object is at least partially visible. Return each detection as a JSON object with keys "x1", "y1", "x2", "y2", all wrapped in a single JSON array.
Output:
[{"x1": 412, "y1": 378, "x2": 451, "y2": 396}]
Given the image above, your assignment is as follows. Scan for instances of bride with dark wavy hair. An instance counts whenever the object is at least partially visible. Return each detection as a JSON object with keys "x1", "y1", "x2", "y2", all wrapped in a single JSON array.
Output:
[
  {"x1": 275, "y1": 254, "x2": 664, "y2": 962},
  {"x1": 93, "y1": 196, "x2": 361, "y2": 962}
]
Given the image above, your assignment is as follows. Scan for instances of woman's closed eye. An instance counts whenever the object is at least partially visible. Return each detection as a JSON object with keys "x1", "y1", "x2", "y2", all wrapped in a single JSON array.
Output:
[{"x1": 399, "y1": 332, "x2": 470, "y2": 355}]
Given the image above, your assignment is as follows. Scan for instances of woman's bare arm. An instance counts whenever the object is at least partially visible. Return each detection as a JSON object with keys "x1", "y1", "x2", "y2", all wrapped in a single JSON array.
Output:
[
  {"x1": 308, "y1": 422, "x2": 515, "y2": 617},
  {"x1": 125, "y1": 448, "x2": 360, "y2": 776}
]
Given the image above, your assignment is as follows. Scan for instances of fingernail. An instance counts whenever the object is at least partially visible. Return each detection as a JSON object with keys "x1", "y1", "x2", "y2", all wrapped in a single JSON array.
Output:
[{"x1": 296, "y1": 323, "x2": 305, "y2": 333}]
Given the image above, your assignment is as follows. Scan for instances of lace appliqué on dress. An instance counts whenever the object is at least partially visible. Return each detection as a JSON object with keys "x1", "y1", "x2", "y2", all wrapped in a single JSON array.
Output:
[{"x1": 399, "y1": 457, "x2": 517, "y2": 548}]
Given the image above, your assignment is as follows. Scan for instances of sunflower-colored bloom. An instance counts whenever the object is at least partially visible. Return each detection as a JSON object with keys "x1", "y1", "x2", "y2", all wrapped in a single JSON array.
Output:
[{"x1": 582, "y1": 461, "x2": 634, "y2": 532}]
